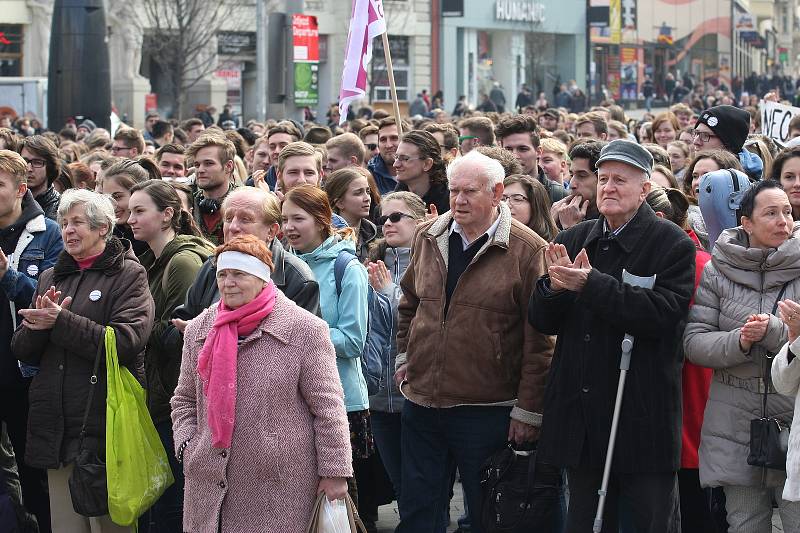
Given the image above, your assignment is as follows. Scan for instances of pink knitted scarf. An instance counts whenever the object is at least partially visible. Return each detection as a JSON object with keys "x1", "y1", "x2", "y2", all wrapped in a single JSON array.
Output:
[{"x1": 197, "y1": 283, "x2": 276, "y2": 448}]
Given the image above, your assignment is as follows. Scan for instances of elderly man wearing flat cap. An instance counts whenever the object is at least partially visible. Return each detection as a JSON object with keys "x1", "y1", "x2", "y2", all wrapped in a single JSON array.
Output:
[{"x1": 529, "y1": 139, "x2": 696, "y2": 533}]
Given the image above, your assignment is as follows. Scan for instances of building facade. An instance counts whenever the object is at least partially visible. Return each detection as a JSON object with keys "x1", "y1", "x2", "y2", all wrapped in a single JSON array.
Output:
[
  {"x1": 588, "y1": 0, "x2": 800, "y2": 104},
  {"x1": 439, "y1": 0, "x2": 587, "y2": 112}
]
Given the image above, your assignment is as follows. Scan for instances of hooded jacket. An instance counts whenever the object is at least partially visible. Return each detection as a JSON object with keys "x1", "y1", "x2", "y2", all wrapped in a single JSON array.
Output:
[
  {"x1": 368, "y1": 245, "x2": 411, "y2": 413},
  {"x1": 0, "y1": 193, "x2": 62, "y2": 386},
  {"x1": 684, "y1": 225, "x2": 800, "y2": 488},
  {"x1": 296, "y1": 235, "x2": 369, "y2": 412},
  {"x1": 139, "y1": 234, "x2": 214, "y2": 424},
  {"x1": 355, "y1": 219, "x2": 378, "y2": 263},
  {"x1": 34, "y1": 186, "x2": 60, "y2": 221},
  {"x1": 367, "y1": 154, "x2": 398, "y2": 196},
  {"x1": 11, "y1": 237, "x2": 155, "y2": 468}
]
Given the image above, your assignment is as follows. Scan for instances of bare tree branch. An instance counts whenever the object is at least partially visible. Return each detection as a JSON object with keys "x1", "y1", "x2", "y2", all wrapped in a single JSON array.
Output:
[{"x1": 137, "y1": 0, "x2": 247, "y2": 119}]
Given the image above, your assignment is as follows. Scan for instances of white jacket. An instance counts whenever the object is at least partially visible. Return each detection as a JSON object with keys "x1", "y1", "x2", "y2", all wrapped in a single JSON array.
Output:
[{"x1": 773, "y1": 337, "x2": 800, "y2": 501}]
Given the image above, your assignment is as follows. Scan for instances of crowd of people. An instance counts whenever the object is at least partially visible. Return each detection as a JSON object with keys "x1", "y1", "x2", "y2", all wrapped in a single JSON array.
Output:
[{"x1": 4, "y1": 84, "x2": 800, "y2": 533}]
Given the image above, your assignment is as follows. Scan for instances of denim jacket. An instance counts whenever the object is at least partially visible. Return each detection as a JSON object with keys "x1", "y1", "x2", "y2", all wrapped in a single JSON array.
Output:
[{"x1": 0, "y1": 214, "x2": 63, "y2": 376}]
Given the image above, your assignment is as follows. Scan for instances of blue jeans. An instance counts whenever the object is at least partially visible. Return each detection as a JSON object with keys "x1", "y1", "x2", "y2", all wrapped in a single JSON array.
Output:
[
  {"x1": 140, "y1": 421, "x2": 184, "y2": 533},
  {"x1": 398, "y1": 402, "x2": 510, "y2": 533},
  {"x1": 370, "y1": 411, "x2": 402, "y2": 502}
]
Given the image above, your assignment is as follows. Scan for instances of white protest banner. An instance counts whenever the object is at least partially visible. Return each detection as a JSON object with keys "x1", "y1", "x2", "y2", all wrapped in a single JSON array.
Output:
[{"x1": 761, "y1": 100, "x2": 800, "y2": 144}]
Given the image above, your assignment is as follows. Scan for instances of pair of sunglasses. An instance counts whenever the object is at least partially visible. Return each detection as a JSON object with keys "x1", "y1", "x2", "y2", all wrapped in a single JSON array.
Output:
[
  {"x1": 377, "y1": 212, "x2": 415, "y2": 226},
  {"x1": 366, "y1": 143, "x2": 378, "y2": 151}
]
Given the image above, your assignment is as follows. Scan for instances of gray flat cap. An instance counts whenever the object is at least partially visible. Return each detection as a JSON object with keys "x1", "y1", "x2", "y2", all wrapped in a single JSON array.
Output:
[{"x1": 595, "y1": 139, "x2": 653, "y2": 176}]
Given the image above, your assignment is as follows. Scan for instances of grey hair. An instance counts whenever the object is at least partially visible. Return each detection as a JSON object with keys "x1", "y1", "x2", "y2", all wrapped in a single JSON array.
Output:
[
  {"x1": 447, "y1": 150, "x2": 505, "y2": 192},
  {"x1": 57, "y1": 189, "x2": 116, "y2": 241}
]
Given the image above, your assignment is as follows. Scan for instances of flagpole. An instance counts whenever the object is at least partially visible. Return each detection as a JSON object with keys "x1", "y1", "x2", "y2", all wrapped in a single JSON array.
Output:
[{"x1": 381, "y1": 31, "x2": 404, "y2": 133}]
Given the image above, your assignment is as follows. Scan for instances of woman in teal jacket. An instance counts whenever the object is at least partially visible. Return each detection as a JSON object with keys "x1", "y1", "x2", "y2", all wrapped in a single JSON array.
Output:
[{"x1": 281, "y1": 186, "x2": 372, "y2": 496}]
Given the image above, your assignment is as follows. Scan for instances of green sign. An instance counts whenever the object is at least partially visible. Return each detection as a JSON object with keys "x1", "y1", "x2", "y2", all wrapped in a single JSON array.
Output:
[{"x1": 294, "y1": 62, "x2": 319, "y2": 106}]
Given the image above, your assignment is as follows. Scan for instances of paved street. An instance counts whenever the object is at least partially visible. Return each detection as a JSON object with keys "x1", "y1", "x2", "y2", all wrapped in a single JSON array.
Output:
[
  {"x1": 373, "y1": 485, "x2": 787, "y2": 532},
  {"x1": 376, "y1": 482, "x2": 465, "y2": 532}
]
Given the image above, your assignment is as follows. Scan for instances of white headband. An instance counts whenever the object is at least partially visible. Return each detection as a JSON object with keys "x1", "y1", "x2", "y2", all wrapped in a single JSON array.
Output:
[{"x1": 216, "y1": 251, "x2": 271, "y2": 282}]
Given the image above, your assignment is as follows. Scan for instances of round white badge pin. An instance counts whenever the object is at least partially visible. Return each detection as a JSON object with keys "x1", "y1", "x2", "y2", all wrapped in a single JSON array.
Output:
[
  {"x1": 26, "y1": 264, "x2": 38, "y2": 277},
  {"x1": 707, "y1": 117, "x2": 718, "y2": 127},
  {"x1": 89, "y1": 290, "x2": 102, "y2": 302}
]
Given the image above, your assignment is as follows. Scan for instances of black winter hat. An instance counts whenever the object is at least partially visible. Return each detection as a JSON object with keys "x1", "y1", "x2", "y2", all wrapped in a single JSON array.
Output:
[{"x1": 696, "y1": 105, "x2": 750, "y2": 154}]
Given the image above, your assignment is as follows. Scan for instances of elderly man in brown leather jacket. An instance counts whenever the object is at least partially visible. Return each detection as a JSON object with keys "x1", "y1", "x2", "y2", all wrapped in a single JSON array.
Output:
[{"x1": 394, "y1": 150, "x2": 554, "y2": 533}]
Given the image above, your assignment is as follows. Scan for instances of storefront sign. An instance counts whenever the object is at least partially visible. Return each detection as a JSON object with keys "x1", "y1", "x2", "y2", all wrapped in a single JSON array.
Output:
[
  {"x1": 609, "y1": 0, "x2": 621, "y2": 44},
  {"x1": 735, "y1": 12, "x2": 756, "y2": 31},
  {"x1": 292, "y1": 14, "x2": 319, "y2": 62},
  {"x1": 442, "y1": 0, "x2": 464, "y2": 17},
  {"x1": 495, "y1": 1, "x2": 545, "y2": 24},
  {"x1": 145, "y1": 93, "x2": 157, "y2": 114},
  {"x1": 294, "y1": 62, "x2": 319, "y2": 106},
  {"x1": 218, "y1": 32, "x2": 256, "y2": 55},
  {"x1": 214, "y1": 63, "x2": 243, "y2": 112},
  {"x1": 621, "y1": 0, "x2": 636, "y2": 30},
  {"x1": 292, "y1": 14, "x2": 319, "y2": 106},
  {"x1": 761, "y1": 100, "x2": 800, "y2": 144}
]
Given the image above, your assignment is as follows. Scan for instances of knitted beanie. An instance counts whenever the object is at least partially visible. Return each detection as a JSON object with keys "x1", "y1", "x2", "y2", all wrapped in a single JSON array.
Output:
[{"x1": 696, "y1": 105, "x2": 750, "y2": 154}]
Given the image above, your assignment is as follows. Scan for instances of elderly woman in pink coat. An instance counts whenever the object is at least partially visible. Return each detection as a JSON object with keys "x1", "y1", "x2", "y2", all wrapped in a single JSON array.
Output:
[{"x1": 171, "y1": 234, "x2": 352, "y2": 532}]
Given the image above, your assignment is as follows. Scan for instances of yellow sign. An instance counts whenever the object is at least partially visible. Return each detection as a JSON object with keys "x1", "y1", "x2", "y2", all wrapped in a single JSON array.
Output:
[{"x1": 610, "y1": 0, "x2": 621, "y2": 44}]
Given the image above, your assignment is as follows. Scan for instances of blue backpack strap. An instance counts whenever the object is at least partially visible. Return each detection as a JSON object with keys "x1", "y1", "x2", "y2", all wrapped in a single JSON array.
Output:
[{"x1": 334, "y1": 250, "x2": 359, "y2": 296}]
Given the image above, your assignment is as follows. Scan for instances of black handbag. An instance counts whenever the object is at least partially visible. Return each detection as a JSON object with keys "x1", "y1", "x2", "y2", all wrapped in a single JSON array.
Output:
[
  {"x1": 68, "y1": 337, "x2": 108, "y2": 517},
  {"x1": 479, "y1": 444, "x2": 561, "y2": 533},
  {"x1": 747, "y1": 282, "x2": 791, "y2": 471}
]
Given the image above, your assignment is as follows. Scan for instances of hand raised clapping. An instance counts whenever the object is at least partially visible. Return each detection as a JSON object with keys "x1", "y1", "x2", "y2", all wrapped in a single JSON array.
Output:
[
  {"x1": 18, "y1": 285, "x2": 72, "y2": 331},
  {"x1": 779, "y1": 299, "x2": 800, "y2": 343},
  {"x1": 545, "y1": 243, "x2": 592, "y2": 292}
]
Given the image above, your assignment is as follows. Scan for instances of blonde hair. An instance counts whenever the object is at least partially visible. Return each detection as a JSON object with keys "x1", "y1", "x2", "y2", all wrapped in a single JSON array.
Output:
[
  {"x1": 0, "y1": 149, "x2": 28, "y2": 184},
  {"x1": 539, "y1": 138, "x2": 568, "y2": 160},
  {"x1": 277, "y1": 141, "x2": 323, "y2": 186}
]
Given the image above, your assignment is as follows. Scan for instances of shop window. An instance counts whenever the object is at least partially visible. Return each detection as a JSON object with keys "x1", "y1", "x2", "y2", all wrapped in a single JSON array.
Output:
[
  {"x1": 0, "y1": 24, "x2": 23, "y2": 77},
  {"x1": 371, "y1": 36, "x2": 410, "y2": 102}
]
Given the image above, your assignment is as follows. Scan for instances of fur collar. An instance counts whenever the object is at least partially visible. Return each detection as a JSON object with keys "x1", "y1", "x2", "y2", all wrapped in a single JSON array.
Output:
[{"x1": 53, "y1": 237, "x2": 128, "y2": 282}]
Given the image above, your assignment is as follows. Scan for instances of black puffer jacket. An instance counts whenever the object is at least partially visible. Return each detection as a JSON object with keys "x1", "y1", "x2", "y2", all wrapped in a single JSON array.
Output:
[{"x1": 11, "y1": 238, "x2": 155, "y2": 468}]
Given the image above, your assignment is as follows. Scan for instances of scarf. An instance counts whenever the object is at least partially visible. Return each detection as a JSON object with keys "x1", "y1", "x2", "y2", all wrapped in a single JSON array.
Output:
[{"x1": 197, "y1": 283, "x2": 276, "y2": 448}]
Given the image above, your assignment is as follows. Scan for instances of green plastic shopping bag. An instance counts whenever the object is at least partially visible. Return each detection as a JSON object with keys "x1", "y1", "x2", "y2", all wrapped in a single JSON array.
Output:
[{"x1": 104, "y1": 326, "x2": 175, "y2": 526}]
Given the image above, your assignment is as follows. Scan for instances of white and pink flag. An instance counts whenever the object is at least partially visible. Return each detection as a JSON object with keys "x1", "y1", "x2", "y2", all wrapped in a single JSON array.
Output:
[{"x1": 338, "y1": 0, "x2": 386, "y2": 125}]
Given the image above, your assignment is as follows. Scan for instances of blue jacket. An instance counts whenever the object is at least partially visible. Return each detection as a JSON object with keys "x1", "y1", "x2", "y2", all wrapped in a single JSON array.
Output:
[
  {"x1": 1, "y1": 211, "x2": 62, "y2": 330},
  {"x1": 369, "y1": 245, "x2": 410, "y2": 413},
  {"x1": 0, "y1": 198, "x2": 63, "y2": 383},
  {"x1": 297, "y1": 235, "x2": 369, "y2": 411},
  {"x1": 367, "y1": 154, "x2": 398, "y2": 196}
]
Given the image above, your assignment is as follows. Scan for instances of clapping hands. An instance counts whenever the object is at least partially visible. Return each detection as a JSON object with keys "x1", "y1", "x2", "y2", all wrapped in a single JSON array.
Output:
[
  {"x1": 545, "y1": 243, "x2": 592, "y2": 292},
  {"x1": 18, "y1": 285, "x2": 72, "y2": 330}
]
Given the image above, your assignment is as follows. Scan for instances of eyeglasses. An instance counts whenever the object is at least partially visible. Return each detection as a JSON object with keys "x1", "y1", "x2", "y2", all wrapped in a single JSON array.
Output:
[
  {"x1": 692, "y1": 130, "x2": 718, "y2": 143},
  {"x1": 501, "y1": 193, "x2": 528, "y2": 205},
  {"x1": 458, "y1": 135, "x2": 478, "y2": 144},
  {"x1": 366, "y1": 143, "x2": 377, "y2": 151},
  {"x1": 394, "y1": 155, "x2": 424, "y2": 164},
  {"x1": 110, "y1": 145, "x2": 132, "y2": 153},
  {"x1": 23, "y1": 157, "x2": 46, "y2": 168},
  {"x1": 377, "y1": 212, "x2": 415, "y2": 226}
]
